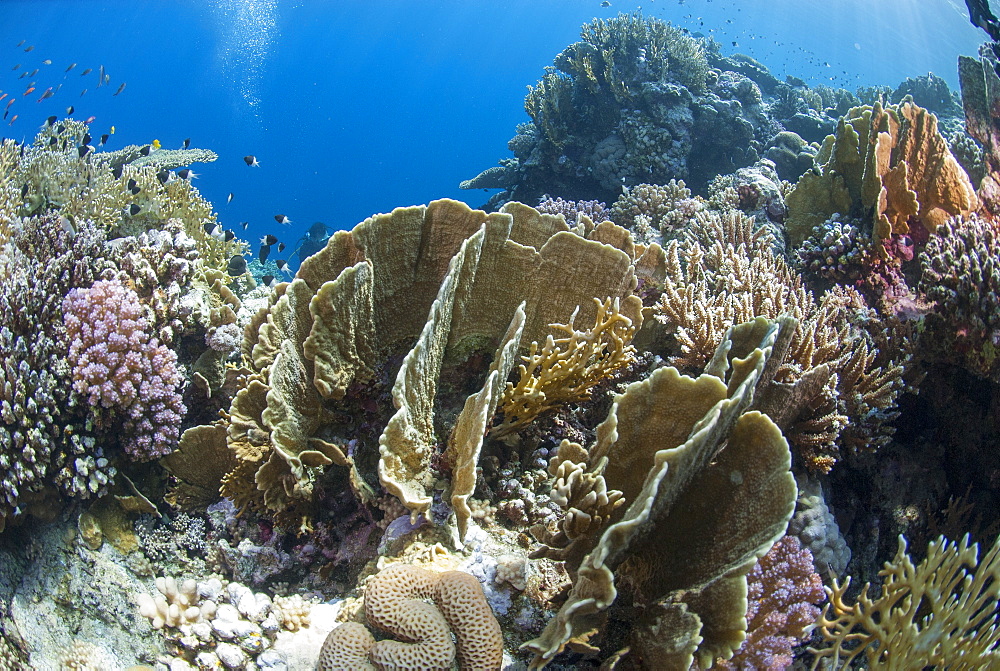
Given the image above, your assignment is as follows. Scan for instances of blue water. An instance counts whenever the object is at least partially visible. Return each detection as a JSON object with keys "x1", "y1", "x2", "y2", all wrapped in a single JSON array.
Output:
[{"x1": 0, "y1": 0, "x2": 986, "y2": 255}]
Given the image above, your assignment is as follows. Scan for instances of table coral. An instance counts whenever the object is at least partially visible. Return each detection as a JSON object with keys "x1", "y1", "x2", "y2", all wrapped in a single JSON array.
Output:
[{"x1": 63, "y1": 277, "x2": 185, "y2": 461}]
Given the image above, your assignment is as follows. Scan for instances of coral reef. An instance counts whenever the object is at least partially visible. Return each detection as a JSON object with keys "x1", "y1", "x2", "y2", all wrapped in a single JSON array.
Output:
[
  {"x1": 918, "y1": 214, "x2": 1000, "y2": 382},
  {"x1": 63, "y1": 277, "x2": 185, "y2": 461},
  {"x1": 812, "y1": 534, "x2": 1000, "y2": 668},
  {"x1": 712, "y1": 535, "x2": 824, "y2": 670}
]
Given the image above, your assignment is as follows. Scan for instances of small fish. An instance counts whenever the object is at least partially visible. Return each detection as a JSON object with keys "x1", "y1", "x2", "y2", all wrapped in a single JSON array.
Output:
[
  {"x1": 203, "y1": 222, "x2": 224, "y2": 239},
  {"x1": 60, "y1": 216, "x2": 75, "y2": 237},
  {"x1": 99, "y1": 133, "x2": 108, "y2": 145},
  {"x1": 20, "y1": 184, "x2": 28, "y2": 198},
  {"x1": 260, "y1": 234, "x2": 278, "y2": 246},
  {"x1": 129, "y1": 186, "x2": 141, "y2": 196},
  {"x1": 80, "y1": 88, "x2": 87, "y2": 97},
  {"x1": 127, "y1": 203, "x2": 141, "y2": 216},
  {"x1": 127, "y1": 178, "x2": 137, "y2": 190},
  {"x1": 17, "y1": 72, "x2": 27, "y2": 80},
  {"x1": 37, "y1": 88, "x2": 54, "y2": 102},
  {"x1": 224, "y1": 229, "x2": 235, "y2": 242},
  {"x1": 261, "y1": 274, "x2": 278, "y2": 288},
  {"x1": 22, "y1": 87, "x2": 35, "y2": 97},
  {"x1": 112, "y1": 165, "x2": 124, "y2": 180},
  {"x1": 41, "y1": 59, "x2": 51, "y2": 65},
  {"x1": 0, "y1": 94, "x2": 5, "y2": 104},
  {"x1": 227, "y1": 255, "x2": 248, "y2": 276},
  {"x1": 240, "y1": 221, "x2": 249, "y2": 230},
  {"x1": 259, "y1": 245, "x2": 271, "y2": 263},
  {"x1": 139, "y1": 145, "x2": 151, "y2": 156},
  {"x1": 275, "y1": 259, "x2": 291, "y2": 275},
  {"x1": 103, "y1": 73, "x2": 110, "y2": 86},
  {"x1": 4, "y1": 99, "x2": 14, "y2": 110},
  {"x1": 274, "y1": 214, "x2": 291, "y2": 225},
  {"x1": 97, "y1": 65, "x2": 105, "y2": 87},
  {"x1": 601, "y1": 0, "x2": 610, "y2": 6},
  {"x1": 65, "y1": 63, "x2": 76, "y2": 73},
  {"x1": 66, "y1": 105, "x2": 74, "y2": 115},
  {"x1": 177, "y1": 168, "x2": 196, "y2": 180},
  {"x1": 8, "y1": 114, "x2": 17, "y2": 126},
  {"x1": 82, "y1": 133, "x2": 91, "y2": 145},
  {"x1": 227, "y1": 192, "x2": 234, "y2": 204},
  {"x1": 182, "y1": 137, "x2": 190, "y2": 149},
  {"x1": 28, "y1": 69, "x2": 38, "y2": 77},
  {"x1": 110, "y1": 125, "x2": 115, "y2": 134},
  {"x1": 243, "y1": 155, "x2": 259, "y2": 167},
  {"x1": 80, "y1": 68, "x2": 92, "y2": 76},
  {"x1": 113, "y1": 82, "x2": 126, "y2": 96},
  {"x1": 23, "y1": 45, "x2": 34, "y2": 52},
  {"x1": 10, "y1": 64, "x2": 19, "y2": 71},
  {"x1": 277, "y1": 242, "x2": 286, "y2": 253},
  {"x1": 151, "y1": 138, "x2": 160, "y2": 149},
  {"x1": 77, "y1": 145, "x2": 92, "y2": 158},
  {"x1": 46, "y1": 115, "x2": 57, "y2": 126},
  {"x1": 48, "y1": 137, "x2": 57, "y2": 146},
  {"x1": 84, "y1": 115, "x2": 95, "y2": 123},
  {"x1": 15, "y1": 40, "x2": 24, "y2": 47}
]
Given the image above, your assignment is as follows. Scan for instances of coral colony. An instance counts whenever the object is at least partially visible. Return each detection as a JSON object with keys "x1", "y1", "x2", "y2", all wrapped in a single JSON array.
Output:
[{"x1": 4, "y1": 11, "x2": 1000, "y2": 671}]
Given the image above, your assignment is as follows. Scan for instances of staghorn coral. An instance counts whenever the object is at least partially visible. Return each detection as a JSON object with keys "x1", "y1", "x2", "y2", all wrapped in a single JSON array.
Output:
[
  {"x1": 712, "y1": 536, "x2": 824, "y2": 670},
  {"x1": 811, "y1": 534, "x2": 1000, "y2": 669},
  {"x1": 918, "y1": 214, "x2": 1000, "y2": 382},
  {"x1": 653, "y1": 208, "x2": 905, "y2": 471},
  {"x1": 524, "y1": 317, "x2": 797, "y2": 669},
  {"x1": 491, "y1": 296, "x2": 639, "y2": 438},
  {"x1": 63, "y1": 277, "x2": 185, "y2": 461},
  {"x1": 785, "y1": 98, "x2": 978, "y2": 255},
  {"x1": 319, "y1": 564, "x2": 502, "y2": 671}
]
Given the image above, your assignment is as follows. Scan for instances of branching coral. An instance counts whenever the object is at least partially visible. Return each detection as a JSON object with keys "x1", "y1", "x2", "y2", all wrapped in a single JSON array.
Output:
[
  {"x1": 524, "y1": 318, "x2": 797, "y2": 669},
  {"x1": 491, "y1": 296, "x2": 638, "y2": 438},
  {"x1": 653, "y1": 209, "x2": 905, "y2": 471},
  {"x1": 918, "y1": 213, "x2": 1000, "y2": 382},
  {"x1": 610, "y1": 180, "x2": 705, "y2": 240},
  {"x1": 811, "y1": 534, "x2": 1000, "y2": 669},
  {"x1": 713, "y1": 536, "x2": 824, "y2": 670},
  {"x1": 63, "y1": 277, "x2": 185, "y2": 461}
]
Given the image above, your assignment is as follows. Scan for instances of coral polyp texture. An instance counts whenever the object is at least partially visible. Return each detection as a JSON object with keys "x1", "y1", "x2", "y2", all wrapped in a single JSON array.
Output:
[{"x1": 63, "y1": 277, "x2": 185, "y2": 460}]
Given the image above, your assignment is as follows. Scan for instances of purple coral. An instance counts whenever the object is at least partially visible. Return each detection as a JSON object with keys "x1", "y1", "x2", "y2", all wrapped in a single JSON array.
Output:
[
  {"x1": 536, "y1": 196, "x2": 611, "y2": 224},
  {"x1": 715, "y1": 536, "x2": 825, "y2": 670},
  {"x1": 63, "y1": 277, "x2": 185, "y2": 461}
]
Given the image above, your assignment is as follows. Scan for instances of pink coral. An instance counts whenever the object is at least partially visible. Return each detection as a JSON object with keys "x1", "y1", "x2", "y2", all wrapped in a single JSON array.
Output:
[
  {"x1": 536, "y1": 195, "x2": 611, "y2": 223},
  {"x1": 714, "y1": 536, "x2": 825, "y2": 670},
  {"x1": 63, "y1": 277, "x2": 185, "y2": 460}
]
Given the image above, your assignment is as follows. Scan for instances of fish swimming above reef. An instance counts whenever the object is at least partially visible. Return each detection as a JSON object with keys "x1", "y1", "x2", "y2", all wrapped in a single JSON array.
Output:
[
  {"x1": 260, "y1": 234, "x2": 277, "y2": 246},
  {"x1": 203, "y1": 222, "x2": 224, "y2": 240},
  {"x1": 227, "y1": 255, "x2": 247, "y2": 276},
  {"x1": 258, "y1": 245, "x2": 271, "y2": 263},
  {"x1": 244, "y1": 155, "x2": 258, "y2": 167},
  {"x1": 113, "y1": 82, "x2": 126, "y2": 96},
  {"x1": 227, "y1": 192, "x2": 234, "y2": 204},
  {"x1": 274, "y1": 214, "x2": 290, "y2": 225},
  {"x1": 65, "y1": 62, "x2": 76, "y2": 72},
  {"x1": 183, "y1": 137, "x2": 190, "y2": 149}
]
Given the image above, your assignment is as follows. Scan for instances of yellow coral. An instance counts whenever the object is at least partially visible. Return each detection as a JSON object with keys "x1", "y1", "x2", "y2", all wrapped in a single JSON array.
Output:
[
  {"x1": 812, "y1": 534, "x2": 1000, "y2": 669},
  {"x1": 493, "y1": 296, "x2": 639, "y2": 437}
]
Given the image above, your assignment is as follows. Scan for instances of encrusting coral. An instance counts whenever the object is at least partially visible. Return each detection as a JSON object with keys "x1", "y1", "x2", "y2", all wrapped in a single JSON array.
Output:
[{"x1": 811, "y1": 534, "x2": 1000, "y2": 669}]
